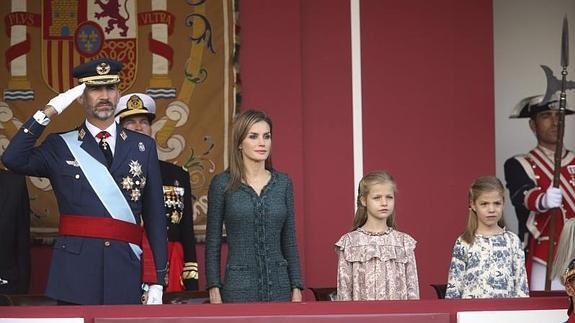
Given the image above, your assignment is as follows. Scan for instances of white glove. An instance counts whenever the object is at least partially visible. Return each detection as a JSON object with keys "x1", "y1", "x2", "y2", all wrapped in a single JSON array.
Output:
[
  {"x1": 46, "y1": 83, "x2": 86, "y2": 115},
  {"x1": 541, "y1": 186, "x2": 562, "y2": 210},
  {"x1": 144, "y1": 284, "x2": 163, "y2": 305}
]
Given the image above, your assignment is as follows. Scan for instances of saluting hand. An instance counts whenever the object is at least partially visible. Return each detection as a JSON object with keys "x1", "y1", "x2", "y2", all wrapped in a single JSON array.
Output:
[{"x1": 46, "y1": 83, "x2": 86, "y2": 116}]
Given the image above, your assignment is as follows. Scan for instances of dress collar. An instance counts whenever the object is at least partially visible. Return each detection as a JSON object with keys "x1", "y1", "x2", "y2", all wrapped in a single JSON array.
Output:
[
  {"x1": 357, "y1": 227, "x2": 393, "y2": 236},
  {"x1": 85, "y1": 119, "x2": 117, "y2": 140}
]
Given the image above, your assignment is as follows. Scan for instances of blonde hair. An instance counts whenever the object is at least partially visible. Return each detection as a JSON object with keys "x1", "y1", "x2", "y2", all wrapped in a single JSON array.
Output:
[
  {"x1": 462, "y1": 176, "x2": 506, "y2": 244},
  {"x1": 226, "y1": 109, "x2": 273, "y2": 192},
  {"x1": 351, "y1": 171, "x2": 397, "y2": 231},
  {"x1": 552, "y1": 218, "x2": 575, "y2": 283}
]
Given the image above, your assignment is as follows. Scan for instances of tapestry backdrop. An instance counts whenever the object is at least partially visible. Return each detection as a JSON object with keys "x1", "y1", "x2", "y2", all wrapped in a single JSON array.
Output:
[{"x1": 0, "y1": 0, "x2": 237, "y2": 242}]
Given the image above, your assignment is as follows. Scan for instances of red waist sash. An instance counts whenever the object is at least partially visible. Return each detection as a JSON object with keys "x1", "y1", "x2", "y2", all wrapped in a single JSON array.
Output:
[
  {"x1": 59, "y1": 214, "x2": 158, "y2": 283},
  {"x1": 59, "y1": 214, "x2": 143, "y2": 245}
]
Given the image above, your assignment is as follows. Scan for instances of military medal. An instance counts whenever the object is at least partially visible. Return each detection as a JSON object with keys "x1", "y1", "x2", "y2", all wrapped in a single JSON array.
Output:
[
  {"x1": 130, "y1": 188, "x2": 141, "y2": 202},
  {"x1": 121, "y1": 176, "x2": 134, "y2": 190},
  {"x1": 120, "y1": 160, "x2": 146, "y2": 201},
  {"x1": 568, "y1": 165, "x2": 575, "y2": 186},
  {"x1": 129, "y1": 160, "x2": 143, "y2": 177},
  {"x1": 163, "y1": 185, "x2": 185, "y2": 224}
]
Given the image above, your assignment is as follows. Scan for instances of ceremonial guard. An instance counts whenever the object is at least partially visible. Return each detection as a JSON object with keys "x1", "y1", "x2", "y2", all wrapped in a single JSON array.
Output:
[
  {"x1": 504, "y1": 94, "x2": 575, "y2": 290},
  {"x1": 1, "y1": 58, "x2": 168, "y2": 305},
  {"x1": 115, "y1": 93, "x2": 199, "y2": 291}
]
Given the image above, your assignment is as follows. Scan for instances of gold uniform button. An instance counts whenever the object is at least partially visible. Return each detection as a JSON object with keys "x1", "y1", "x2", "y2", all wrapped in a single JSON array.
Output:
[{"x1": 104, "y1": 241, "x2": 111, "y2": 247}]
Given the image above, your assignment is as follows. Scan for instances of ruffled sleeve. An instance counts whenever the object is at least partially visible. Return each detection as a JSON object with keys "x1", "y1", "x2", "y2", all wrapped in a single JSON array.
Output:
[
  {"x1": 401, "y1": 232, "x2": 419, "y2": 299},
  {"x1": 335, "y1": 233, "x2": 353, "y2": 300},
  {"x1": 403, "y1": 233, "x2": 417, "y2": 251},
  {"x1": 334, "y1": 233, "x2": 349, "y2": 251}
]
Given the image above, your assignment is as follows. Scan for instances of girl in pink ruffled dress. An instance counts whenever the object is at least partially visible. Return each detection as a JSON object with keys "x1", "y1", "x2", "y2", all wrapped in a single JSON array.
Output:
[{"x1": 335, "y1": 171, "x2": 419, "y2": 300}]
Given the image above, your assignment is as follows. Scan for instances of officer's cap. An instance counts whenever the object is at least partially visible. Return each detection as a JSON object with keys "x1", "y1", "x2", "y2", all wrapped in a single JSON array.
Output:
[
  {"x1": 115, "y1": 93, "x2": 156, "y2": 122},
  {"x1": 510, "y1": 94, "x2": 575, "y2": 118},
  {"x1": 72, "y1": 58, "x2": 122, "y2": 86}
]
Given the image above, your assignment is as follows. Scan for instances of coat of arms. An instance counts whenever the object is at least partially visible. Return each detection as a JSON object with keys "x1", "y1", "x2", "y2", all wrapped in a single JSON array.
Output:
[
  {"x1": 1, "y1": 0, "x2": 237, "y2": 243},
  {"x1": 42, "y1": 0, "x2": 137, "y2": 92}
]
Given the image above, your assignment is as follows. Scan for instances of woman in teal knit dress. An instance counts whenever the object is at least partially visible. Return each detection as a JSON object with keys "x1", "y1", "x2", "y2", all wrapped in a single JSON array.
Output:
[{"x1": 205, "y1": 110, "x2": 304, "y2": 303}]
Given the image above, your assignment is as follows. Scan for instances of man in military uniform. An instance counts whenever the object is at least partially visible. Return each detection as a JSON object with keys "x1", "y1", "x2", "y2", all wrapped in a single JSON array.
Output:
[
  {"x1": 1, "y1": 58, "x2": 167, "y2": 305},
  {"x1": 504, "y1": 94, "x2": 575, "y2": 290},
  {"x1": 115, "y1": 92, "x2": 199, "y2": 291}
]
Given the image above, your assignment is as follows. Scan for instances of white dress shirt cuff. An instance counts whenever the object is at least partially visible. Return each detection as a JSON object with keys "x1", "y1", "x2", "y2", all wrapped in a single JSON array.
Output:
[{"x1": 33, "y1": 110, "x2": 51, "y2": 126}]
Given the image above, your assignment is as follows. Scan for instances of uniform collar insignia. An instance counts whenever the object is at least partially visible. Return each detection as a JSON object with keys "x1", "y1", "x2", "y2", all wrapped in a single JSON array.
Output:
[
  {"x1": 120, "y1": 130, "x2": 127, "y2": 140},
  {"x1": 78, "y1": 128, "x2": 86, "y2": 140},
  {"x1": 66, "y1": 160, "x2": 80, "y2": 167}
]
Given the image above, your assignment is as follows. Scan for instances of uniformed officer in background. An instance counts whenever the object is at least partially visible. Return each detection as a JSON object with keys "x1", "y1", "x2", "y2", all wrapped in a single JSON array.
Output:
[{"x1": 115, "y1": 92, "x2": 199, "y2": 291}]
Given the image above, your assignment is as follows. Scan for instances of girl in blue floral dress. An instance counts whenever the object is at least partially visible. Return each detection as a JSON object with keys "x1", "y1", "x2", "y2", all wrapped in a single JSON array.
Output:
[{"x1": 446, "y1": 176, "x2": 529, "y2": 298}]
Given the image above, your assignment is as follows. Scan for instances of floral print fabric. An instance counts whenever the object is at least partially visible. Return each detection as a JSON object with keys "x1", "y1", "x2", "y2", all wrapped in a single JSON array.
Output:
[
  {"x1": 446, "y1": 231, "x2": 529, "y2": 299},
  {"x1": 335, "y1": 228, "x2": 419, "y2": 300}
]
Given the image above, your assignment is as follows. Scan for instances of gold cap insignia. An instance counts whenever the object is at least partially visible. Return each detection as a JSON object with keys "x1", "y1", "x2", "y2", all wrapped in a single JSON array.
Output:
[
  {"x1": 96, "y1": 62, "x2": 111, "y2": 75},
  {"x1": 127, "y1": 95, "x2": 144, "y2": 111}
]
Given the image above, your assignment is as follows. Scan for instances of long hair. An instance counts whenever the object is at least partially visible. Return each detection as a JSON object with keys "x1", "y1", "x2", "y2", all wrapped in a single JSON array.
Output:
[
  {"x1": 461, "y1": 176, "x2": 506, "y2": 244},
  {"x1": 552, "y1": 218, "x2": 575, "y2": 282},
  {"x1": 226, "y1": 109, "x2": 273, "y2": 192},
  {"x1": 351, "y1": 171, "x2": 397, "y2": 231}
]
